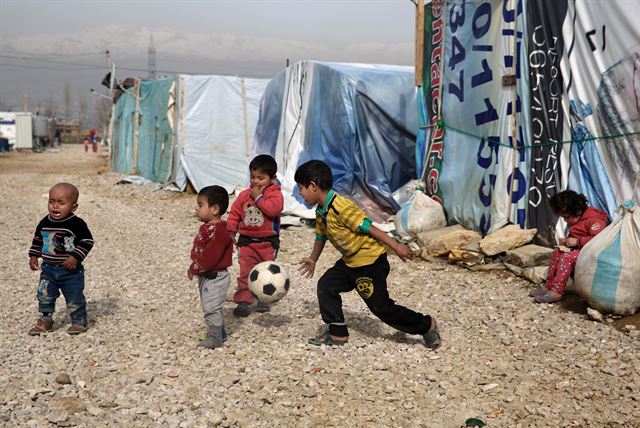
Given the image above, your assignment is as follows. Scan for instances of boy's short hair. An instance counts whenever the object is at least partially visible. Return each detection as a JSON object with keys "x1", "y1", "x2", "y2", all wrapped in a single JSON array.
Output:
[
  {"x1": 294, "y1": 160, "x2": 333, "y2": 191},
  {"x1": 52, "y1": 182, "x2": 79, "y2": 203},
  {"x1": 549, "y1": 190, "x2": 588, "y2": 217},
  {"x1": 249, "y1": 154, "x2": 277, "y2": 177},
  {"x1": 198, "y1": 185, "x2": 229, "y2": 214}
]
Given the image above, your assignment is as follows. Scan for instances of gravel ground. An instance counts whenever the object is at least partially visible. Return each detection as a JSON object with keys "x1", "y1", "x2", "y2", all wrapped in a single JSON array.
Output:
[{"x1": 0, "y1": 144, "x2": 638, "y2": 427}]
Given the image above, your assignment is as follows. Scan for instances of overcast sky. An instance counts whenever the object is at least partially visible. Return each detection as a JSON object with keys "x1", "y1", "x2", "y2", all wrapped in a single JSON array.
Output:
[
  {"x1": 1, "y1": 0, "x2": 416, "y2": 45},
  {"x1": 0, "y1": 0, "x2": 418, "y2": 114}
]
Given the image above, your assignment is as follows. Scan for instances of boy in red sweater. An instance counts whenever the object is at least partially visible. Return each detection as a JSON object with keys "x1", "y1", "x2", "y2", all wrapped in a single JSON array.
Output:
[
  {"x1": 531, "y1": 190, "x2": 609, "y2": 303},
  {"x1": 188, "y1": 185, "x2": 233, "y2": 348},
  {"x1": 227, "y1": 155, "x2": 284, "y2": 317}
]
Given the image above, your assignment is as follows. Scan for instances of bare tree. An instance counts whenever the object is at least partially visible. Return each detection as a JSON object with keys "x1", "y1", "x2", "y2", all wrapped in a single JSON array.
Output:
[
  {"x1": 94, "y1": 97, "x2": 111, "y2": 129},
  {"x1": 64, "y1": 82, "x2": 71, "y2": 124},
  {"x1": 78, "y1": 94, "x2": 87, "y2": 131},
  {"x1": 44, "y1": 95, "x2": 58, "y2": 118}
]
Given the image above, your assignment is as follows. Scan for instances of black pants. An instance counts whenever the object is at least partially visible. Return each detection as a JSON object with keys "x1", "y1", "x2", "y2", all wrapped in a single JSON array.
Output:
[{"x1": 317, "y1": 254, "x2": 431, "y2": 337}]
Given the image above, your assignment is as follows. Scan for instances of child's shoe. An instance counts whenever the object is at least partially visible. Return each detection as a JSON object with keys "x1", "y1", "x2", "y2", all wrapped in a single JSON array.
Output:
[
  {"x1": 423, "y1": 319, "x2": 441, "y2": 350},
  {"x1": 256, "y1": 301, "x2": 271, "y2": 313},
  {"x1": 233, "y1": 302, "x2": 252, "y2": 317},
  {"x1": 528, "y1": 287, "x2": 547, "y2": 298},
  {"x1": 308, "y1": 330, "x2": 348, "y2": 346},
  {"x1": 197, "y1": 325, "x2": 223, "y2": 349},
  {"x1": 66, "y1": 324, "x2": 88, "y2": 335},
  {"x1": 28, "y1": 318, "x2": 54, "y2": 336},
  {"x1": 535, "y1": 290, "x2": 563, "y2": 304}
]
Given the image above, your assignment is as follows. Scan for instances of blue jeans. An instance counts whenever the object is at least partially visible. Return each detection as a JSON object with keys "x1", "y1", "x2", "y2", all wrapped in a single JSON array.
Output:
[{"x1": 37, "y1": 263, "x2": 87, "y2": 326}]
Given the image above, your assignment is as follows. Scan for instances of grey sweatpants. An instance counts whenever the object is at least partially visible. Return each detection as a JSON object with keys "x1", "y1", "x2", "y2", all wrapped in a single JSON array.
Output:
[{"x1": 198, "y1": 270, "x2": 230, "y2": 327}]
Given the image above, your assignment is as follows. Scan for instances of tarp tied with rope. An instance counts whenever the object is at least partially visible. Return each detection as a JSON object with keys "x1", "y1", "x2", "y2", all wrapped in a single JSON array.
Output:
[{"x1": 419, "y1": 0, "x2": 640, "y2": 244}]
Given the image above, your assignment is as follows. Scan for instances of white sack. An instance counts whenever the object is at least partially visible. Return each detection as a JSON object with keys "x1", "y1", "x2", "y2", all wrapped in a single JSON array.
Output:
[
  {"x1": 574, "y1": 201, "x2": 640, "y2": 315},
  {"x1": 394, "y1": 191, "x2": 446, "y2": 240}
]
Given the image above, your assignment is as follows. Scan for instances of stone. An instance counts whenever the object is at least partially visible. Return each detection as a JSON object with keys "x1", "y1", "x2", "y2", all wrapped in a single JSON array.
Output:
[
  {"x1": 448, "y1": 248, "x2": 484, "y2": 265},
  {"x1": 505, "y1": 244, "x2": 553, "y2": 268},
  {"x1": 520, "y1": 266, "x2": 549, "y2": 285},
  {"x1": 480, "y1": 225, "x2": 537, "y2": 256},
  {"x1": 418, "y1": 227, "x2": 483, "y2": 257},
  {"x1": 49, "y1": 397, "x2": 86, "y2": 414},
  {"x1": 55, "y1": 373, "x2": 72, "y2": 385},
  {"x1": 587, "y1": 307, "x2": 604, "y2": 322},
  {"x1": 47, "y1": 409, "x2": 69, "y2": 423}
]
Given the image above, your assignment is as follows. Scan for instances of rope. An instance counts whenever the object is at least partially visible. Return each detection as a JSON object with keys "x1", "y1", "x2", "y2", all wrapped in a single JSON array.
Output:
[{"x1": 421, "y1": 119, "x2": 640, "y2": 149}]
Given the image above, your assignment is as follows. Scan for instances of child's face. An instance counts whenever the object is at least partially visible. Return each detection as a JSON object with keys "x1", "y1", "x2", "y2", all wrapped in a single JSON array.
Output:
[
  {"x1": 561, "y1": 213, "x2": 581, "y2": 226},
  {"x1": 48, "y1": 186, "x2": 78, "y2": 220},
  {"x1": 298, "y1": 182, "x2": 321, "y2": 206},
  {"x1": 250, "y1": 169, "x2": 274, "y2": 191},
  {"x1": 195, "y1": 195, "x2": 219, "y2": 223}
]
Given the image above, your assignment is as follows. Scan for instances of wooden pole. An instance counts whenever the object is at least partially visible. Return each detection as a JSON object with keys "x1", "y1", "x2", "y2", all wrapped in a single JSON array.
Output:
[{"x1": 415, "y1": 0, "x2": 425, "y2": 86}]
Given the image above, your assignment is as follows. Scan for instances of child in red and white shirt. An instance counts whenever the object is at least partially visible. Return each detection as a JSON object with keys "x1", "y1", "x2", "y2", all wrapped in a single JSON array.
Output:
[
  {"x1": 188, "y1": 185, "x2": 233, "y2": 348},
  {"x1": 227, "y1": 154, "x2": 283, "y2": 317},
  {"x1": 531, "y1": 190, "x2": 609, "y2": 303}
]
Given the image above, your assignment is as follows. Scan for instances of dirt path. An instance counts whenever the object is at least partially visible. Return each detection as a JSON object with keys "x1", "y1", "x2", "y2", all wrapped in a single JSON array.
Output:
[{"x1": 0, "y1": 145, "x2": 638, "y2": 427}]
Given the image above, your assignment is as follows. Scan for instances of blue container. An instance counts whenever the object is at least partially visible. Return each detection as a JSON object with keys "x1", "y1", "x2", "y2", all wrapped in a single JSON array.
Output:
[{"x1": 0, "y1": 138, "x2": 9, "y2": 152}]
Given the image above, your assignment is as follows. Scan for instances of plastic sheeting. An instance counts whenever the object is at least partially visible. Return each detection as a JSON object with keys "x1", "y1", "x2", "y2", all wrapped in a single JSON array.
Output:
[
  {"x1": 172, "y1": 75, "x2": 269, "y2": 193},
  {"x1": 253, "y1": 60, "x2": 418, "y2": 221},
  {"x1": 137, "y1": 78, "x2": 175, "y2": 183}
]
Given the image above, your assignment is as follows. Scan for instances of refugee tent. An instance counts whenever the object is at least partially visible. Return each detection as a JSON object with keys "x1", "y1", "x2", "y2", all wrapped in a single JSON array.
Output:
[
  {"x1": 171, "y1": 75, "x2": 269, "y2": 193},
  {"x1": 418, "y1": 0, "x2": 640, "y2": 245},
  {"x1": 252, "y1": 60, "x2": 419, "y2": 221},
  {"x1": 110, "y1": 74, "x2": 268, "y2": 192}
]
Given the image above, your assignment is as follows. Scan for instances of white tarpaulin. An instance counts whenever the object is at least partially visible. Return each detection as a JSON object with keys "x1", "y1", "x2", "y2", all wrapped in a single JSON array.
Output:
[{"x1": 173, "y1": 75, "x2": 269, "y2": 193}]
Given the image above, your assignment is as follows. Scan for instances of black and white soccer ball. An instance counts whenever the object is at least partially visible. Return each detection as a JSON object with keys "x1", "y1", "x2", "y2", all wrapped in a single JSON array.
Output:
[{"x1": 248, "y1": 261, "x2": 290, "y2": 303}]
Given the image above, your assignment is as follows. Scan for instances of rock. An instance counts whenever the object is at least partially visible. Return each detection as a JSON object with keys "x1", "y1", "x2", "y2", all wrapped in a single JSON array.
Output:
[
  {"x1": 587, "y1": 307, "x2": 604, "y2": 322},
  {"x1": 417, "y1": 225, "x2": 481, "y2": 257},
  {"x1": 130, "y1": 371, "x2": 155, "y2": 385},
  {"x1": 448, "y1": 248, "x2": 484, "y2": 265},
  {"x1": 480, "y1": 225, "x2": 537, "y2": 256},
  {"x1": 505, "y1": 244, "x2": 553, "y2": 268},
  {"x1": 49, "y1": 397, "x2": 86, "y2": 414},
  {"x1": 55, "y1": 373, "x2": 72, "y2": 385},
  {"x1": 482, "y1": 383, "x2": 498, "y2": 392},
  {"x1": 0, "y1": 414, "x2": 9, "y2": 422},
  {"x1": 47, "y1": 409, "x2": 69, "y2": 423},
  {"x1": 520, "y1": 266, "x2": 548, "y2": 285}
]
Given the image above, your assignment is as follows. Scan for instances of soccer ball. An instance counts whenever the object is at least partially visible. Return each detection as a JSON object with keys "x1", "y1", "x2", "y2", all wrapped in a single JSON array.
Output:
[{"x1": 248, "y1": 261, "x2": 290, "y2": 303}]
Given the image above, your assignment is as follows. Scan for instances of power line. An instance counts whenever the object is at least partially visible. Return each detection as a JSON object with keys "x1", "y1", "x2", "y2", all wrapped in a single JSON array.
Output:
[{"x1": 0, "y1": 63, "x2": 102, "y2": 71}]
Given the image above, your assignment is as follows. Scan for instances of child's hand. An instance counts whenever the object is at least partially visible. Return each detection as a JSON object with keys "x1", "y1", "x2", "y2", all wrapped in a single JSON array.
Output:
[
  {"x1": 29, "y1": 256, "x2": 39, "y2": 271},
  {"x1": 63, "y1": 256, "x2": 78, "y2": 270},
  {"x1": 393, "y1": 243, "x2": 414, "y2": 262},
  {"x1": 558, "y1": 238, "x2": 566, "y2": 245},
  {"x1": 298, "y1": 257, "x2": 316, "y2": 278},
  {"x1": 187, "y1": 269, "x2": 194, "y2": 281},
  {"x1": 250, "y1": 185, "x2": 265, "y2": 200},
  {"x1": 565, "y1": 237, "x2": 578, "y2": 248}
]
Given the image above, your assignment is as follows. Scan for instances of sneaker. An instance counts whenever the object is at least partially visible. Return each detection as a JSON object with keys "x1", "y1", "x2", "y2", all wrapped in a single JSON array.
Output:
[
  {"x1": 255, "y1": 301, "x2": 271, "y2": 313},
  {"x1": 28, "y1": 318, "x2": 54, "y2": 336},
  {"x1": 232, "y1": 302, "x2": 252, "y2": 317},
  {"x1": 66, "y1": 324, "x2": 88, "y2": 335}
]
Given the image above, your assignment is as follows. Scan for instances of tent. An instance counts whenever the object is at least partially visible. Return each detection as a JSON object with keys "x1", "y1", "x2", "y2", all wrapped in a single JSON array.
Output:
[
  {"x1": 110, "y1": 74, "x2": 268, "y2": 192},
  {"x1": 252, "y1": 60, "x2": 419, "y2": 222},
  {"x1": 418, "y1": 0, "x2": 640, "y2": 244},
  {"x1": 171, "y1": 75, "x2": 268, "y2": 193}
]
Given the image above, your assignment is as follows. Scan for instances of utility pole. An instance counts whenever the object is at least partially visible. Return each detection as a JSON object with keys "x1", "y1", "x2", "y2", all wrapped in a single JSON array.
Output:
[
  {"x1": 148, "y1": 35, "x2": 156, "y2": 79},
  {"x1": 23, "y1": 94, "x2": 29, "y2": 112}
]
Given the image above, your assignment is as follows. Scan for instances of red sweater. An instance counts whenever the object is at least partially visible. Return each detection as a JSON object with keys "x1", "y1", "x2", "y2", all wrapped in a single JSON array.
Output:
[
  {"x1": 227, "y1": 184, "x2": 283, "y2": 238},
  {"x1": 189, "y1": 221, "x2": 233, "y2": 276},
  {"x1": 568, "y1": 207, "x2": 609, "y2": 248}
]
